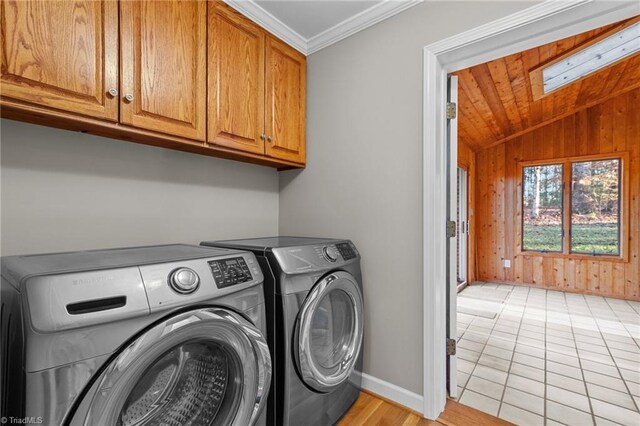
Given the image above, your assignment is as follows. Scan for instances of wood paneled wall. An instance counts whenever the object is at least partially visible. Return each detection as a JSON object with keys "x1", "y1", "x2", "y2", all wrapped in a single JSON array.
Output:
[
  {"x1": 458, "y1": 141, "x2": 477, "y2": 283},
  {"x1": 475, "y1": 89, "x2": 639, "y2": 300}
]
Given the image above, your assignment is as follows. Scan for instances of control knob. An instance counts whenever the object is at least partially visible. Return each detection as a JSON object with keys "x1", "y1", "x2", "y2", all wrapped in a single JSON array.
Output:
[
  {"x1": 169, "y1": 267, "x2": 200, "y2": 294},
  {"x1": 323, "y1": 246, "x2": 338, "y2": 262}
]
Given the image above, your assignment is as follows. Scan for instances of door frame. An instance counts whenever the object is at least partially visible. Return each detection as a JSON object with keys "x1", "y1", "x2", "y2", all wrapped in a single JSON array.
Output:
[{"x1": 421, "y1": 0, "x2": 640, "y2": 419}]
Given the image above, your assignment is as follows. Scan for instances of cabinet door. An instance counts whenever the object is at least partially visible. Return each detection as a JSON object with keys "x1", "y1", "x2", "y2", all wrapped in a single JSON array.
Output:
[
  {"x1": 265, "y1": 36, "x2": 306, "y2": 164},
  {"x1": 120, "y1": 0, "x2": 206, "y2": 140},
  {"x1": 1, "y1": 0, "x2": 118, "y2": 120},
  {"x1": 208, "y1": 2, "x2": 265, "y2": 154}
]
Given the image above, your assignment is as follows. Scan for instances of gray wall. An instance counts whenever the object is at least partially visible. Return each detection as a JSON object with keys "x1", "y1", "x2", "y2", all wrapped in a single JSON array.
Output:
[
  {"x1": 279, "y1": 1, "x2": 537, "y2": 394},
  {"x1": 1, "y1": 119, "x2": 279, "y2": 255}
]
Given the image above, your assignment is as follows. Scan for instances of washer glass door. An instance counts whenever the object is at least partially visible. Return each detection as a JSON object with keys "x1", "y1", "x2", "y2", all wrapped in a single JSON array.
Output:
[
  {"x1": 77, "y1": 308, "x2": 270, "y2": 426},
  {"x1": 295, "y1": 271, "x2": 364, "y2": 393}
]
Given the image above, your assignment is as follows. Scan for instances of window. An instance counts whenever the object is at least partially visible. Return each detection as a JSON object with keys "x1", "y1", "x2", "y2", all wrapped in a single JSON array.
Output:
[
  {"x1": 541, "y1": 21, "x2": 640, "y2": 94},
  {"x1": 529, "y1": 19, "x2": 640, "y2": 100},
  {"x1": 571, "y1": 159, "x2": 621, "y2": 255},
  {"x1": 520, "y1": 155, "x2": 625, "y2": 258},
  {"x1": 522, "y1": 164, "x2": 563, "y2": 252}
]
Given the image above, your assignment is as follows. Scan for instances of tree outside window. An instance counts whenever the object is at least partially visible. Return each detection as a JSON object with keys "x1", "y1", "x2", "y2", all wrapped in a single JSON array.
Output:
[{"x1": 571, "y1": 159, "x2": 620, "y2": 255}]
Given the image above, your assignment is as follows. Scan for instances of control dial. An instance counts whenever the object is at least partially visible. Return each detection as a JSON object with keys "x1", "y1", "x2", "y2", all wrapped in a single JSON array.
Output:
[
  {"x1": 323, "y1": 246, "x2": 338, "y2": 262},
  {"x1": 169, "y1": 267, "x2": 200, "y2": 294}
]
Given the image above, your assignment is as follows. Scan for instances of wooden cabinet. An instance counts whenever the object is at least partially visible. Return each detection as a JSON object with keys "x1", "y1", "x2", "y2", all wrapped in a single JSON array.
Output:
[
  {"x1": 265, "y1": 37, "x2": 306, "y2": 164},
  {"x1": 120, "y1": 0, "x2": 206, "y2": 140},
  {"x1": 1, "y1": 0, "x2": 305, "y2": 169},
  {"x1": 0, "y1": 0, "x2": 118, "y2": 120},
  {"x1": 208, "y1": 3, "x2": 265, "y2": 154},
  {"x1": 208, "y1": 3, "x2": 306, "y2": 164}
]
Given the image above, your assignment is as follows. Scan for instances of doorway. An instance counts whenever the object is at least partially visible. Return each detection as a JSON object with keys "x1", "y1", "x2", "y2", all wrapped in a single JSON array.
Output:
[
  {"x1": 445, "y1": 14, "x2": 640, "y2": 426},
  {"x1": 422, "y1": 0, "x2": 640, "y2": 420}
]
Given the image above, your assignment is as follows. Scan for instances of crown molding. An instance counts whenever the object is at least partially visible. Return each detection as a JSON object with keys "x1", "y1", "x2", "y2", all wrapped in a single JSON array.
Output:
[
  {"x1": 224, "y1": 0, "x2": 424, "y2": 56},
  {"x1": 223, "y1": 0, "x2": 308, "y2": 54},
  {"x1": 425, "y1": 0, "x2": 640, "y2": 70},
  {"x1": 424, "y1": 0, "x2": 591, "y2": 56},
  {"x1": 306, "y1": 0, "x2": 423, "y2": 55}
]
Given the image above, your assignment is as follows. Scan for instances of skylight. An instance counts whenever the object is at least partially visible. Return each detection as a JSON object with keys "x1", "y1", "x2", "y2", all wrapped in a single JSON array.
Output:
[{"x1": 541, "y1": 21, "x2": 640, "y2": 94}]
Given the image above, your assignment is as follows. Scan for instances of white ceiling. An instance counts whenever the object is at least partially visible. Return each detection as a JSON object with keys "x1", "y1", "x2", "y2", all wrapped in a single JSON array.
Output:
[
  {"x1": 255, "y1": 1, "x2": 381, "y2": 39},
  {"x1": 225, "y1": 0, "x2": 421, "y2": 55}
]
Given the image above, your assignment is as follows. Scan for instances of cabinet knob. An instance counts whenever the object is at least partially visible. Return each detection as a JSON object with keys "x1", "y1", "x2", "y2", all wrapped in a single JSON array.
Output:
[
  {"x1": 124, "y1": 94, "x2": 134, "y2": 103},
  {"x1": 107, "y1": 88, "x2": 118, "y2": 97},
  {"x1": 267, "y1": 135, "x2": 273, "y2": 142},
  {"x1": 260, "y1": 133, "x2": 266, "y2": 141}
]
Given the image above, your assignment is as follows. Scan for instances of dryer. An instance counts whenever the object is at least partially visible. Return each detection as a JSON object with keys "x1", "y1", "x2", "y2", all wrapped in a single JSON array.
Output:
[
  {"x1": 0, "y1": 244, "x2": 271, "y2": 426},
  {"x1": 201, "y1": 237, "x2": 363, "y2": 426}
]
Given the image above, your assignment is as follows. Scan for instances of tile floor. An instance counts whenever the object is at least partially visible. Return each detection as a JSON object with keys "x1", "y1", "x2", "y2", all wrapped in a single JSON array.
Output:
[{"x1": 455, "y1": 282, "x2": 640, "y2": 426}]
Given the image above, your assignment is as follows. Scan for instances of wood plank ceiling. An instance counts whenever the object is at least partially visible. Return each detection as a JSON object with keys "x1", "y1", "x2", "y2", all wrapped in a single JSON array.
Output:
[{"x1": 454, "y1": 17, "x2": 640, "y2": 152}]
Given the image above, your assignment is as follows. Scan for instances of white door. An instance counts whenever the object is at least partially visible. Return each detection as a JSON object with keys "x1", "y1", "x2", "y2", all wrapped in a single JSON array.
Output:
[
  {"x1": 446, "y1": 75, "x2": 459, "y2": 398},
  {"x1": 457, "y1": 167, "x2": 469, "y2": 284}
]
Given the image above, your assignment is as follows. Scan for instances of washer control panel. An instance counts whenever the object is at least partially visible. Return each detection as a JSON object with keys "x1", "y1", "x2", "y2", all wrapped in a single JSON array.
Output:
[
  {"x1": 208, "y1": 257, "x2": 253, "y2": 288},
  {"x1": 139, "y1": 251, "x2": 263, "y2": 312},
  {"x1": 169, "y1": 267, "x2": 200, "y2": 294}
]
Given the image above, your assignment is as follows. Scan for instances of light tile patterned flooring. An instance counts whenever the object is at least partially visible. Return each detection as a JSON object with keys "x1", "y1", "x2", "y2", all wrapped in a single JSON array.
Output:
[{"x1": 455, "y1": 282, "x2": 640, "y2": 426}]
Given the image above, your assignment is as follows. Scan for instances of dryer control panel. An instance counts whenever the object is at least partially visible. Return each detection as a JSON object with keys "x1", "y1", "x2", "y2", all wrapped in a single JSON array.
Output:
[
  {"x1": 274, "y1": 241, "x2": 360, "y2": 274},
  {"x1": 208, "y1": 257, "x2": 253, "y2": 288},
  {"x1": 336, "y1": 242, "x2": 357, "y2": 260}
]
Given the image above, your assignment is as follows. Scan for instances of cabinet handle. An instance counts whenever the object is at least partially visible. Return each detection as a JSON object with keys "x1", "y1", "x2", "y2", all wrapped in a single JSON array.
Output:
[
  {"x1": 267, "y1": 136, "x2": 273, "y2": 142},
  {"x1": 260, "y1": 133, "x2": 266, "y2": 141},
  {"x1": 124, "y1": 94, "x2": 134, "y2": 103},
  {"x1": 107, "y1": 88, "x2": 118, "y2": 97}
]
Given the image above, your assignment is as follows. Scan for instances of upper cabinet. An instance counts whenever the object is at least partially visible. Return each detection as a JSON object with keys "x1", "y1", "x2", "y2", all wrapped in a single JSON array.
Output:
[
  {"x1": 120, "y1": 0, "x2": 207, "y2": 140},
  {"x1": 208, "y1": 2, "x2": 265, "y2": 154},
  {"x1": 208, "y1": 3, "x2": 306, "y2": 164},
  {"x1": 265, "y1": 37, "x2": 306, "y2": 164},
  {"x1": 0, "y1": 0, "x2": 118, "y2": 121},
  {"x1": 0, "y1": 0, "x2": 306, "y2": 169}
]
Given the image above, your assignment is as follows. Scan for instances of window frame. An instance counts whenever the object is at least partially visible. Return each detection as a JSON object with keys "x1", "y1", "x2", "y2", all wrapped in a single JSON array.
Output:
[
  {"x1": 516, "y1": 152, "x2": 629, "y2": 262},
  {"x1": 520, "y1": 162, "x2": 565, "y2": 253}
]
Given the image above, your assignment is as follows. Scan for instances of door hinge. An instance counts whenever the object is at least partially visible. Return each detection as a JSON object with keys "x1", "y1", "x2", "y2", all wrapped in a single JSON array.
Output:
[
  {"x1": 446, "y1": 102, "x2": 457, "y2": 120},
  {"x1": 447, "y1": 220, "x2": 457, "y2": 238},
  {"x1": 447, "y1": 338, "x2": 457, "y2": 356}
]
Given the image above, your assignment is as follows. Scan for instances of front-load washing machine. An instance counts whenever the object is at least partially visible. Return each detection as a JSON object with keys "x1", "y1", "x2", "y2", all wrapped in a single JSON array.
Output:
[
  {"x1": 201, "y1": 237, "x2": 363, "y2": 426},
  {"x1": 0, "y1": 244, "x2": 271, "y2": 425}
]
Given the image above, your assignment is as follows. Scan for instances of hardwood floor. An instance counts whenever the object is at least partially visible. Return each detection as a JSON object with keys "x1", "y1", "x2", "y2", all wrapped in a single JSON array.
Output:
[{"x1": 339, "y1": 391, "x2": 514, "y2": 426}]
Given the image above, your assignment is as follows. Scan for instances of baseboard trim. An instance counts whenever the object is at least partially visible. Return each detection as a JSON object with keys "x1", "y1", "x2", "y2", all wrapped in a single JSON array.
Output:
[{"x1": 358, "y1": 372, "x2": 424, "y2": 414}]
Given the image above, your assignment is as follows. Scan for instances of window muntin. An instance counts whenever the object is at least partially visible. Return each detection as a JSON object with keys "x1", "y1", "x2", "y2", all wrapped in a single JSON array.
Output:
[
  {"x1": 570, "y1": 159, "x2": 621, "y2": 256},
  {"x1": 522, "y1": 164, "x2": 564, "y2": 252}
]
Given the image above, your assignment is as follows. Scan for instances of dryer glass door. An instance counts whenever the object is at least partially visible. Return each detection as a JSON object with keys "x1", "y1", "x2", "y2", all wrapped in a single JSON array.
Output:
[
  {"x1": 73, "y1": 308, "x2": 270, "y2": 426},
  {"x1": 295, "y1": 271, "x2": 364, "y2": 393}
]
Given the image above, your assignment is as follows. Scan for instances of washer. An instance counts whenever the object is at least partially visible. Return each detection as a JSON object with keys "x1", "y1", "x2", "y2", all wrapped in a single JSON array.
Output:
[
  {"x1": 0, "y1": 244, "x2": 271, "y2": 425},
  {"x1": 201, "y1": 237, "x2": 364, "y2": 426}
]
